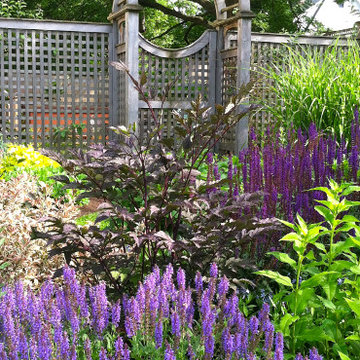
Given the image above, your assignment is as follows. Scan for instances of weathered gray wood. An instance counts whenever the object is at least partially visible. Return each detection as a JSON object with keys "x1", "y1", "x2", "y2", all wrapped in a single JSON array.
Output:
[
  {"x1": 139, "y1": 100, "x2": 199, "y2": 109},
  {"x1": 0, "y1": 29, "x2": 4, "y2": 141},
  {"x1": 24, "y1": 30, "x2": 30, "y2": 144},
  {"x1": 125, "y1": 0, "x2": 140, "y2": 128},
  {"x1": 208, "y1": 31, "x2": 217, "y2": 108},
  {"x1": 31, "y1": 30, "x2": 38, "y2": 148},
  {"x1": 0, "y1": 18, "x2": 112, "y2": 147},
  {"x1": 39, "y1": 31, "x2": 45, "y2": 147},
  {"x1": 235, "y1": 0, "x2": 254, "y2": 153},
  {"x1": 70, "y1": 32, "x2": 76, "y2": 146},
  {"x1": 251, "y1": 32, "x2": 348, "y2": 46},
  {"x1": 47, "y1": 30, "x2": 54, "y2": 146},
  {"x1": 139, "y1": 31, "x2": 211, "y2": 59},
  {"x1": 0, "y1": 18, "x2": 112, "y2": 33},
  {"x1": 16, "y1": 30, "x2": 22, "y2": 143}
]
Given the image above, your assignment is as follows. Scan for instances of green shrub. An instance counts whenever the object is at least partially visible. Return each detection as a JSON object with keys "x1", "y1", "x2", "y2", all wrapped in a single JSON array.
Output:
[
  {"x1": 260, "y1": 40, "x2": 360, "y2": 141},
  {"x1": 256, "y1": 180, "x2": 360, "y2": 358}
]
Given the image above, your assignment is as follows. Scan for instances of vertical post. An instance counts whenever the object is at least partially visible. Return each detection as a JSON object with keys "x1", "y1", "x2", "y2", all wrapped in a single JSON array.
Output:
[
  {"x1": 235, "y1": 0, "x2": 254, "y2": 153},
  {"x1": 125, "y1": 0, "x2": 140, "y2": 128},
  {"x1": 108, "y1": 0, "x2": 142, "y2": 131},
  {"x1": 208, "y1": 31, "x2": 218, "y2": 109}
]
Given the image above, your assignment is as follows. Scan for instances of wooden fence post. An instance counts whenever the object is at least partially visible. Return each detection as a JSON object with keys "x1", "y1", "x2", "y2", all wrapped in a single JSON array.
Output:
[
  {"x1": 235, "y1": 0, "x2": 254, "y2": 153},
  {"x1": 108, "y1": 0, "x2": 142, "y2": 130},
  {"x1": 125, "y1": 0, "x2": 141, "y2": 128}
]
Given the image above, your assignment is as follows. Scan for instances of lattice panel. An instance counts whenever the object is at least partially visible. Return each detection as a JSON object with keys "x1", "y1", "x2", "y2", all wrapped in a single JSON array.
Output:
[
  {"x1": 139, "y1": 46, "x2": 210, "y2": 102},
  {"x1": 118, "y1": 51, "x2": 126, "y2": 127},
  {"x1": 0, "y1": 26, "x2": 110, "y2": 148},
  {"x1": 139, "y1": 108, "x2": 180, "y2": 140}
]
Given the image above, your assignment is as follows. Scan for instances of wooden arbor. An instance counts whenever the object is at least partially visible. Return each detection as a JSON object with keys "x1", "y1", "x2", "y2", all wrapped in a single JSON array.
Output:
[{"x1": 108, "y1": 0, "x2": 254, "y2": 151}]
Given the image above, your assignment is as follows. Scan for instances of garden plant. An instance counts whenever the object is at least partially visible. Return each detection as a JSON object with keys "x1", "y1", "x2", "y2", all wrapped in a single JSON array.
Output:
[
  {"x1": 35, "y1": 61, "x2": 280, "y2": 294},
  {"x1": 2, "y1": 38, "x2": 360, "y2": 359},
  {"x1": 259, "y1": 40, "x2": 360, "y2": 142}
]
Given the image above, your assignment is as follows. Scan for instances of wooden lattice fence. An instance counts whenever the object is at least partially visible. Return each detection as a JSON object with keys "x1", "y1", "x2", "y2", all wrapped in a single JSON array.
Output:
[
  {"x1": 0, "y1": 0, "x2": 357, "y2": 150},
  {"x1": 0, "y1": 18, "x2": 116, "y2": 148}
]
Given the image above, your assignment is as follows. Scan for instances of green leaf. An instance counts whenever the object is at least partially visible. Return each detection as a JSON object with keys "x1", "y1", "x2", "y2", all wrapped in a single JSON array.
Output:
[
  {"x1": 296, "y1": 326, "x2": 327, "y2": 341},
  {"x1": 318, "y1": 296, "x2": 336, "y2": 311},
  {"x1": 300, "y1": 271, "x2": 337, "y2": 290},
  {"x1": 268, "y1": 251, "x2": 296, "y2": 269},
  {"x1": 287, "y1": 288, "x2": 315, "y2": 314},
  {"x1": 280, "y1": 232, "x2": 301, "y2": 242},
  {"x1": 345, "y1": 298, "x2": 360, "y2": 318},
  {"x1": 342, "y1": 185, "x2": 360, "y2": 196},
  {"x1": 338, "y1": 352, "x2": 351, "y2": 360},
  {"x1": 350, "y1": 265, "x2": 360, "y2": 275},
  {"x1": 346, "y1": 335, "x2": 360, "y2": 341},
  {"x1": 296, "y1": 214, "x2": 308, "y2": 233},
  {"x1": 314, "y1": 242, "x2": 326, "y2": 252},
  {"x1": 332, "y1": 238, "x2": 354, "y2": 258},
  {"x1": 279, "y1": 313, "x2": 299, "y2": 336},
  {"x1": 342, "y1": 214, "x2": 359, "y2": 223},
  {"x1": 254, "y1": 270, "x2": 293, "y2": 288},
  {"x1": 315, "y1": 205, "x2": 334, "y2": 222},
  {"x1": 279, "y1": 219, "x2": 296, "y2": 230}
]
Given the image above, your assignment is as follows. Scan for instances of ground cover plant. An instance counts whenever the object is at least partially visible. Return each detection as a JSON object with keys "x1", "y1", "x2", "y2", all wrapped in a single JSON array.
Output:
[
  {"x1": 0, "y1": 143, "x2": 83, "y2": 287},
  {"x1": 0, "y1": 262, "x2": 323, "y2": 360},
  {"x1": 0, "y1": 170, "x2": 78, "y2": 288},
  {"x1": 0, "y1": 143, "x2": 77, "y2": 199},
  {"x1": 259, "y1": 40, "x2": 360, "y2": 142}
]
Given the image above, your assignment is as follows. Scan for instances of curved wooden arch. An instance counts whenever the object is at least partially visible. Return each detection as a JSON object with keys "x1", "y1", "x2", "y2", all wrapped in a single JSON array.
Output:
[
  {"x1": 215, "y1": 0, "x2": 228, "y2": 21},
  {"x1": 138, "y1": 30, "x2": 214, "y2": 58}
]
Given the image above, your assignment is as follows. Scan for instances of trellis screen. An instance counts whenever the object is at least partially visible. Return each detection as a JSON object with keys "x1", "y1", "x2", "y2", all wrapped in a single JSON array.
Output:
[
  {"x1": 224, "y1": 32, "x2": 349, "y2": 137},
  {"x1": 0, "y1": 19, "x2": 114, "y2": 148}
]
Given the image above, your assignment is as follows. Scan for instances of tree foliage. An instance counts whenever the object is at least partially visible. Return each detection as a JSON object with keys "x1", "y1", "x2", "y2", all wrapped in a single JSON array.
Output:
[
  {"x1": 22, "y1": 0, "x2": 340, "y2": 48},
  {"x1": 1, "y1": 0, "x2": 43, "y2": 18}
]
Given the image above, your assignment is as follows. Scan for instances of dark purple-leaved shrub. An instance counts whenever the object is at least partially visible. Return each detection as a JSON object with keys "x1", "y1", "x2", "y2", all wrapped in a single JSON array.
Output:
[
  {"x1": 0, "y1": 264, "x2": 322, "y2": 359},
  {"x1": 35, "y1": 62, "x2": 280, "y2": 293},
  {"x1": 207, "y1": 114, "x2": 360, "y2": 225}
]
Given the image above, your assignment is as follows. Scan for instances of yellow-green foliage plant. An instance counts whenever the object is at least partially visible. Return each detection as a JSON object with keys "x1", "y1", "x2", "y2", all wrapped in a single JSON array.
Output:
[
  {"x1": 0, "y1": 143, "x2": 60, "y2": 179},
  {"x1": 259, "y1": 40, "x2": 360, "y2": 142}
]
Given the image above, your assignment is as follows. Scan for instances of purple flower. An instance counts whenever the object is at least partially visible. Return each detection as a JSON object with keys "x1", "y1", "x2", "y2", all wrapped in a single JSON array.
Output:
[
  {"x1": 222, "y1": 327, "x2": 233, "y2": 356},
  {"x1": 214, "y1": 163, "x2": 221, "y2": 181},
  {"x1": 274, "y1": 332, "x2": 284, "y2": 360},
  {"x1": 204, "y1": 334, "x2": 215, "y2": 359},
  {"x1": 171, "y1": 311, "x2": 181, "y2": 337},
  {"x1": 263, "y1": 320, "x2": 274, "y2": 355},
  {"x1": 155, "y1": 320, "x2": 163, "y2": 349},
  {"x1": 218, "y1": 276, "x2": 229, "y2": 299},
  {"x1": 209, "y1": 263, "x2": 218, "y2": 278},
  {"x1": 176, "y1": 268, "x2": 186, "y2": 290},
  {"x1": 112, "y1": 300, "x2": 121, "y2": 327},
  {"x1": 207, "y1": 152, "x2": 214, "y2": 165},
  {"x1": 114, "y1": 337, "x2": 124, "y2": 359},
  {"x1": 195, "y1": 272, "x2": 203, "y2": 293},
  {"x1": 99, "y1": 347, "x2": 108, "y2": 360},
  {"x1": 309, "y1": 347, "x2": 323, "y2": 360},
  {"x1": 84, "y1": 338, "x2": 92, "y2": 359},
  {"x1": 164, "y1": 343, "x2": 176, "y2": 360},
  {"x1": 249, "y1": 316, "x2": 259, "y2": 344}
]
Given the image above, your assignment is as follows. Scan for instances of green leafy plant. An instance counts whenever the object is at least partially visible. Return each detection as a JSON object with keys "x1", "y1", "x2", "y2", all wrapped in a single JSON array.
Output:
[
  {"x1": 256, "y1": 180, "x2": 360, "y2": 358},
  {"x1": 53, "y1": 123, "x2": 86, "y2": 149},
  {"x1": 259, "y1": 40, "x2": 360, "y2": 141}
]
